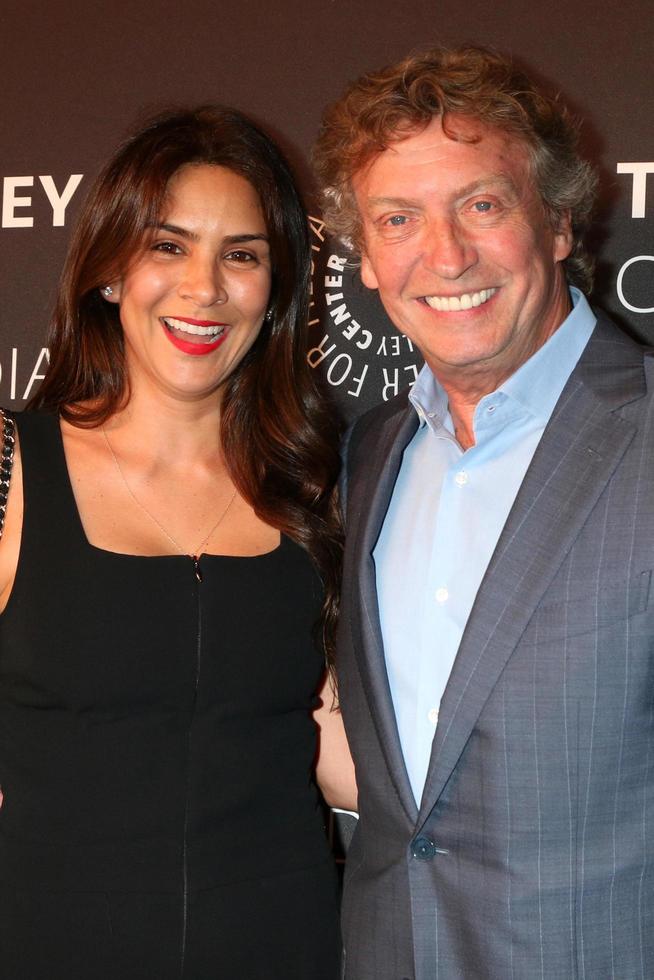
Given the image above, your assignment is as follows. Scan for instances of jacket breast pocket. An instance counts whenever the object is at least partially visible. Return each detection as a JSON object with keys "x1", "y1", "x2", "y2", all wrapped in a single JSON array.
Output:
[{"x1": 526, "y1": 569, "x2": 652, "y2": 642}]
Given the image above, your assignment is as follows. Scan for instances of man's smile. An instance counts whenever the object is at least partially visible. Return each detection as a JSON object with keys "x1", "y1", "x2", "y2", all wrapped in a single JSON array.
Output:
[{"x1": 422, "y1": 287, "x2": 498, "y2": 312}]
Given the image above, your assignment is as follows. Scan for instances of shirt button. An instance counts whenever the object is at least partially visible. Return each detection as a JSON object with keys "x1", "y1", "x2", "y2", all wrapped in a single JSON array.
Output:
[
  {"x1": 454, "y1": 470, "x2": 468, "y2": 486},
  {"x1": 435, "y1": 587, "x2": 449, "y2": 603},
  {"x1": 427, "y1": 707, "x2": 439, "y2": 726},
  {"x1": 487, "y1": 404, "x2": 496, "y2": 413}
]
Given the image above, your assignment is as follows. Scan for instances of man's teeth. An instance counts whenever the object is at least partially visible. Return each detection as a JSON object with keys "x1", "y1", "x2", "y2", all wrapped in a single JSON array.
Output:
[
  {"x1": 424, "y1": 288, "x2": 497, "y2": 312},
  {"x1": 163, "y1": 317, "x2": 224, "y2": 337}
]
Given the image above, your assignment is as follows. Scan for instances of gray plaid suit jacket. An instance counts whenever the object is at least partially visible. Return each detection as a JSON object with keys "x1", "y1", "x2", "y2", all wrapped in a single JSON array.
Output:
[{"x1": 338, "y1": 311, "x2": 654, "y2": 980}]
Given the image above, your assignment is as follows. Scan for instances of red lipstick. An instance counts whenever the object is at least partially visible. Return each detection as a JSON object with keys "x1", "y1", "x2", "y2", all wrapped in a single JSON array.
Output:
[{"x1": 160, "y1": 317, "x2": 229, "y2": 356}]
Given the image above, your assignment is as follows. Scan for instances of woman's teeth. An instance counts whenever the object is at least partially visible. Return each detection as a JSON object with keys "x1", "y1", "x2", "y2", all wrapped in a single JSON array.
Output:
[{"x1": 162, "y1": 317, "x2": 224, "y2": 338}]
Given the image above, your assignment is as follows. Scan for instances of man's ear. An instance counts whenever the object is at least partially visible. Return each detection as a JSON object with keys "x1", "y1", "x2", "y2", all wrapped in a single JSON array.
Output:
[
  {"x1": 553, "y1": 209, "x2": 573, "y2": 263},
  {"x1": 360, "y1": 253, "x2": 379, "y2": 290}
]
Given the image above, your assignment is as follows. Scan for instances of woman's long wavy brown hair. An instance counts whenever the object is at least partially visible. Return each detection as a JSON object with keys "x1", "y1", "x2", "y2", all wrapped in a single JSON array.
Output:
[{"x1": 29, "y1": 106, "x2": 342, "y2": 660}]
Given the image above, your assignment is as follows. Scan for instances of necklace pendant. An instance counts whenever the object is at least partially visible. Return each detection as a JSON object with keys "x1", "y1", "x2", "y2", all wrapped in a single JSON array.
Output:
[{"x1": 192, "y1": 556, "x2": 203, "y2": 583}]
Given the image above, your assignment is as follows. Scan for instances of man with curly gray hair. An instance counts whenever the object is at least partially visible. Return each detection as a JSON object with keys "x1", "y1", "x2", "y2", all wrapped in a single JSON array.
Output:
[{"x1": 315, "y1": 46, "x2": 654, "y2": 980}]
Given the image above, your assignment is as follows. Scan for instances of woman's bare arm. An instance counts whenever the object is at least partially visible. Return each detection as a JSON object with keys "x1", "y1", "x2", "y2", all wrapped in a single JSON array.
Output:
[{"x1": 313, "y1": 671, "x2": 358, "y2": 812}]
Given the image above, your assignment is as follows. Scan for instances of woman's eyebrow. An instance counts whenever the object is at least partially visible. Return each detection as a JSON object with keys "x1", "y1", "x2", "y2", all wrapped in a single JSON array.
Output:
[
  {"x1": 222, "y1": 233, "x2": 270, "y2": 244},
  {"x1": 150, "y1": 223, "x2": 269, "y2": 245}
]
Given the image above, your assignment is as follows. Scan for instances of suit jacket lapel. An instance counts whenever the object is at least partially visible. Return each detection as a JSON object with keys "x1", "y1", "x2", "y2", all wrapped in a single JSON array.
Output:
[
  {"x1": 347, "y1": 401, "x2": 420, "y2": 821},
  {"x1": 417, "y1": 315, "x2": 647, "y2": 825}
]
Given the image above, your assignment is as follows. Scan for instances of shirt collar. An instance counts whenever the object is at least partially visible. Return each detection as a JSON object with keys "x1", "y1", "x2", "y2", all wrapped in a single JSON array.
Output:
[
  {"x1": 498, "y1": 287, "x2": 596, "y2": 423},
  {"x1": 409, "y1": 365, "x2": 448, "y2": 428},
  {"x1": 409, "y1": 287, "x2": 596, "y2": 428}
]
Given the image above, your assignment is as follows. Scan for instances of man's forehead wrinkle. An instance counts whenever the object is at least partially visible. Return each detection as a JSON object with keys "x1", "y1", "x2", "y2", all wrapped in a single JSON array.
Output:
[
  {"x1": 370, "y1": 118, "x2": 526, "y2": 171},
  {"x1": 388, "y1": 116, "x2": 494, "y2": 155}
]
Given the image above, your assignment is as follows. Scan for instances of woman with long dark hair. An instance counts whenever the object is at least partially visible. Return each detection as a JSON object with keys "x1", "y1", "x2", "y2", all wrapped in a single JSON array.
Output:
[{"x1": 0, "y1": 106, "x2": 355, "y2": 979}]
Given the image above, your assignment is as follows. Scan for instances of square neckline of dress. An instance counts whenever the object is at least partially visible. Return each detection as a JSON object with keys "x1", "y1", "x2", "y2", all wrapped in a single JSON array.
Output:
[{"x1": 52, "y1": 415, "x2": 285, "y2": 564}]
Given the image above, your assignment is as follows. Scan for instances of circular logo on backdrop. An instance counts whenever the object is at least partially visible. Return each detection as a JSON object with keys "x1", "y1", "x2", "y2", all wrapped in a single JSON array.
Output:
[{"x1": 308, "y1": 216, "x2": 422, "y2": 422}]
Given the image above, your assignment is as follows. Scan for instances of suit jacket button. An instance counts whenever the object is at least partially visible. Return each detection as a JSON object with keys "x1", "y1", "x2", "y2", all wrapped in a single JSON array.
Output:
[{"x1": 411, "y1": 835, "x2": 437, "y2": 860}]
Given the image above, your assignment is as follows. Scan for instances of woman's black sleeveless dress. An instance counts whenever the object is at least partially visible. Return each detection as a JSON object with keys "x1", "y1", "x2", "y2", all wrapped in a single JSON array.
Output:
[{"x1": 0, "y1": 412, "x2": 340, "y2": 979}]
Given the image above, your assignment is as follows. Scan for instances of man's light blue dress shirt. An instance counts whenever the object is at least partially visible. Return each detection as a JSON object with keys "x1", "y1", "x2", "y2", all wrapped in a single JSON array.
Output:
[{"x1": 373, "y1": 288, "x2": 597, "y2": 806}]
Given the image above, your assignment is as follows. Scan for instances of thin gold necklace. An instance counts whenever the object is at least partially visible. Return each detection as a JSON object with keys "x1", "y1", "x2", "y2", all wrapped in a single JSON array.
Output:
[{"x1": 102, "y1": 427, "x2": 236, "y2": 582}]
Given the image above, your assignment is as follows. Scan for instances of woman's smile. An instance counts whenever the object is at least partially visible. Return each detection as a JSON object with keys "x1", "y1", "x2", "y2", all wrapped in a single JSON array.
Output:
[{"x1": 160, "y1": 316, "x2": 230, "y2": 355}]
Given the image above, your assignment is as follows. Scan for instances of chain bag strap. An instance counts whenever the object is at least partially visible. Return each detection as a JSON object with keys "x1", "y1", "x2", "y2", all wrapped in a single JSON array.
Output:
[{"x1": 0, "y1": 411, "x2": 15, "y2": 540}]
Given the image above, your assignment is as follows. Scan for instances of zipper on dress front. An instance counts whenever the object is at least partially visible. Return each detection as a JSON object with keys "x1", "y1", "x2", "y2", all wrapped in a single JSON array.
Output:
[{"x1": 179, "y1": 557, "x2": 203, "y2": 978}]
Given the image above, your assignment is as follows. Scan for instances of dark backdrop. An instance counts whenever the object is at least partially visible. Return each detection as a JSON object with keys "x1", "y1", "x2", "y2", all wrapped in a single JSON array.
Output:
[{"x1": 2, "y1": 0, "x2": 653, "y2": 420}]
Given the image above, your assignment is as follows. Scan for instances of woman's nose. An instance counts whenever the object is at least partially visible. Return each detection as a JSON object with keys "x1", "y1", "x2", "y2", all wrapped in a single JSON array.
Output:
[{"x1": 179, "y1": 258, "x2": 227, "y2": 307}]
